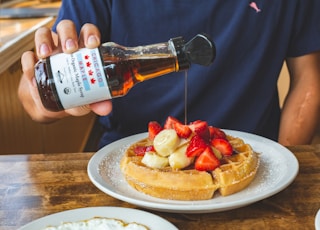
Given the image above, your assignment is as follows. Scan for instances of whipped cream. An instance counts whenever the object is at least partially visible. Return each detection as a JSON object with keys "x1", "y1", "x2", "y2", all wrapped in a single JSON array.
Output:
[{"x1": 44, "y1": 217, "x2": 148, "y2": 230}]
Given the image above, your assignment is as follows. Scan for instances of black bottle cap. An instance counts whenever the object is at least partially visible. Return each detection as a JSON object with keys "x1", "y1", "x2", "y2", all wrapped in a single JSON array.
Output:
[
  {"x1": 184, "y1": 33, "x2": 216, "y2": 66},
  {"x1": 170, "y1": 36, "x2": 191, "y2": 71}
]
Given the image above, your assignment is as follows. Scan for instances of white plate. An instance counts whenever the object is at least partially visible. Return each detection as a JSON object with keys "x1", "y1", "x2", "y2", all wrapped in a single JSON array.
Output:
[
  {"x1": 88, "y1": 130, "x2": 299, "y2": 213},
  {"x1": 315, "y1": 209, "x2": 320, "y2": 230},
  {"x1": 19, "y1": 206, "x2": 177, "y2": 230}
]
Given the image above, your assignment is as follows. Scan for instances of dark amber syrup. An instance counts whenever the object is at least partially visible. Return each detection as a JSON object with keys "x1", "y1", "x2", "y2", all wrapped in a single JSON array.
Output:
[
  {"x1": 184, "y1": 71, "x2": 188, "y2": 125},
  {"x1": 103, "y1": 56, "x2": 176, "y2": 97}
]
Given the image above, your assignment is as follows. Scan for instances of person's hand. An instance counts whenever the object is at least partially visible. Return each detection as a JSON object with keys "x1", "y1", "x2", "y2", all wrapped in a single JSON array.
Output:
[{"x1": 18, "y1": 20, "x2": 113, "y2": 123}]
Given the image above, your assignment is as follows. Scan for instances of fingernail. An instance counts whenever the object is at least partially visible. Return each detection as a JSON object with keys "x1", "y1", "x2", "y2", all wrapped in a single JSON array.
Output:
[
  {"x1": 39, "y1": 43, "x2": 50, "y2": 57},
  {"x1": 87, "y1": 35, "x2": 100, "y2": 46},
  {"x1": 65, "y1": 39, "x2": 76, "y2": 51}
]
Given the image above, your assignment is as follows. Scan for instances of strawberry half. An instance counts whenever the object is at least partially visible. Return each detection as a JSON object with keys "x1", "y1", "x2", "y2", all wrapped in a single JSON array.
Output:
[
  {"x1": 134, "y1": 145, "x2": 155, "y2": 156},
  {"x1": 173, "y1": 122, "x2": 192, "y2": 138},
  {"x1": 211, "y1": 138, "x2": 233, "y2": 156},
  {"x1": 188, "y1": 120, "x2": 210, "y2": 142},
  {"x1": 148, "y1": 121, "x2": 163, "y2": 141},
  {"x1": 209, "y1": 126, "x2": 227, "y2": 140},
  {"x1": 186, "y1": 135, "x2": 207, "y2": 157},
  {"x1": 194, "y1": 146, "x2": 221, "y2": 171},
  {"x1": 164, "y1": 116, "x2": 180, "y2": 129}
]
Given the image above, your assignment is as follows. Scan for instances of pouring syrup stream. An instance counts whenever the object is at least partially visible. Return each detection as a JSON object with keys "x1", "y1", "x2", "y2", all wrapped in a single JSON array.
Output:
[{"x1": 184, "y1": 71, "x2": 188, "y2": 125}]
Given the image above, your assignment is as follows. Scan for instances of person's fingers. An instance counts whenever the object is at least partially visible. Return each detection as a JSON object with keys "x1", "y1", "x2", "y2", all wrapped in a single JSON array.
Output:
[
  {"x1": 34, "y1": 27, "x2": 55, "y2": 59},
  {"x1": 56, "y1": 20, "x2": 78, "y2": 53},
  {"x1": 90, "y1": 101, "x2": 113, "y2": 116},
  {"x1": 19, "y1": 21, "x2": 110, "y2": 123},
  {"x1": 21, "y1": 51, "x2": 37, "y2": 81},
  {"x1": 79, "y1": 23, "x2": 101, "y2": 48},
  {"x1": 19, "y1": 51, "x2": 68, "y2": 122},
  {"x1": 64, "y1": 100, "x2": 112, "y2": 117},
  {"x1": 65, "y1": 105, "x2": 92, "y2": 116}
]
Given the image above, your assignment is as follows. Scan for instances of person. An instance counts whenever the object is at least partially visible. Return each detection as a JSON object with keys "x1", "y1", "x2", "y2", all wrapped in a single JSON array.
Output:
[{"x1": 18, "y1": 0, "x2": 320, "y2": 148}]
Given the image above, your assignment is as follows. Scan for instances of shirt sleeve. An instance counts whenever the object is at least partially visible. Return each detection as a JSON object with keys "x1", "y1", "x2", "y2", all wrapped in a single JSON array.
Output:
[{"x1": 287, "y1": 0, "x2": 320, "y2": 57}]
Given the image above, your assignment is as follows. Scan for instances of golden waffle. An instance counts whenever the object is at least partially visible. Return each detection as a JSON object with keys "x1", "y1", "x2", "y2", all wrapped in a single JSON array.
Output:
[
  {"x1": 213, "y1": 135, "x2": 259, "y2": 196},
  {"x1": 120, "y1": 135, "x2": 259, "y2": 201}
]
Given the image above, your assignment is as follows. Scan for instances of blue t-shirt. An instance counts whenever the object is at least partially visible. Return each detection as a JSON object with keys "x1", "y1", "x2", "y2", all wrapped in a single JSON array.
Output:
[{"x1": 53, "y1": 0, "x2": 320, "y2": 148}]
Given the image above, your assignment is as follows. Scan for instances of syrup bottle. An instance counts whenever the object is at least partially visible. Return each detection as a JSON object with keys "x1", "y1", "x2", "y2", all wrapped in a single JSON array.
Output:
[{"x1": 35, "y1": 34, "x2": 215, "y2": 111}]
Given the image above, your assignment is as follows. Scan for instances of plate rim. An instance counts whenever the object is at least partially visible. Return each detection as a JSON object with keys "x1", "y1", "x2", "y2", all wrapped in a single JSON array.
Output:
[
  {"x1": 88, "y1": 130, "x2": 299, "y2": 213},
  {"x1": 18, "y1": 206, "x2": 178, "y2": 230},
  {"x1": 315, "y1": 209, "x2": 320, "y2": 230}
]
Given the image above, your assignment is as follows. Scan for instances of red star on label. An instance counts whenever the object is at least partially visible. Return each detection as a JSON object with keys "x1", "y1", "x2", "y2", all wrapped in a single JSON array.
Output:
[
  {"x1": 86, "y1": 62, "x2": 91, "y2": 67},
  {"x1": 84, "y1": 55, "x2": 90, "y2": 60},
  {"x1": 88, "y1": 70, "x2": 94, "y2": 76},
  {"x1": 90, "y1": 78, "x2": 96, "y2": 84}
]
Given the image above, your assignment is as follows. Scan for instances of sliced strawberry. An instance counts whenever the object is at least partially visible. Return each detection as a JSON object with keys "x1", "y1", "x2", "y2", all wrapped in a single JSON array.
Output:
[
  {"x1": 186, "y1": 135, "x2": 207, "y2": 157},
  {"x1": 211, "y1": 138, "x2": 233, "y2": 156},
  {"x1": 164, "y1": 116, "x2": 180, "y2": 129},
  {"x1": 134, "y1": 146, "x2": 147, "y2": 156},
  {"x1": 148, "y1": 121, "x2": 163, "y2": 140},
  {"x1": 173, "y1": 122, "x2": 192, "y2": 138},
  {"x1": 188, "y1": 120, "x2": 210, "y2": 141},
  {"x1": 194, "y1": 146, "x2": 221, "y2": 171},
  {"x1": 146, "y1": 145, "x2": 155, "y2": 152},
  {"x1": 134, "y1": 145, "x2": 155, "y2": 156},
  {"x1": 209, "y1": 126, "x2": 227, "y2": 140}
]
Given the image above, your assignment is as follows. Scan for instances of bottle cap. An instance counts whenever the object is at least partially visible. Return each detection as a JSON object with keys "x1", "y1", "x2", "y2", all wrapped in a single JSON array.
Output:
[
  {"x1": 170, "y1": 37, "x2": 190, "y2": 71},
  {"x1": 184, "y1": 33, "x2": 216, "y2": 66}
]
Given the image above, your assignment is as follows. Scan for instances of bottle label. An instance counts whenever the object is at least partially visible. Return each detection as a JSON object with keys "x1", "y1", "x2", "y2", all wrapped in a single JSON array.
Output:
[{"x1": 49, "y1": 48, "x2": 111, "y2": 109}]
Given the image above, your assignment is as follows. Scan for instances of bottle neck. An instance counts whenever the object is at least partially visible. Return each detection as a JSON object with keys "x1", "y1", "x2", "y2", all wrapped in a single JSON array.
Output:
[
  {"x1": 100, "y1": 42, "x2": 180, "y2": 81},
  {"x1": 168, "y1": 37, "x2": 190, "y2": 71}
]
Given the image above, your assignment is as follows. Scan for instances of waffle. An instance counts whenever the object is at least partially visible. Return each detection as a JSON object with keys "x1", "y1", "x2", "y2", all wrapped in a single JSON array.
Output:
[
  {"x1": 120, "y1": 135, "x2": 259, "y2": 201},
  {"x1": 214, "y1": 135, "x2": 259, "y2": 196}
]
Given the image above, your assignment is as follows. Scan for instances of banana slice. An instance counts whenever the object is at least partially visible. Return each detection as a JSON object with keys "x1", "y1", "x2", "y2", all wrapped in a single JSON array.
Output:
[
  {"x1": 153, "y1": 129, "x2": 180, "y2": 157},
  {"x1": 141, "y1": 151, "x2": 169, "y2": 169},
  {"x1": 168, "y1": 144, "x2": 194, "y2": 169},
  {"x1": 211, "y1": 146, "x2": 222, "y2": 159}
]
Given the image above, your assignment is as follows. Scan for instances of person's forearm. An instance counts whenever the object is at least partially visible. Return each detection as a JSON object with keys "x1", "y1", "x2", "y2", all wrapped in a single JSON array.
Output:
[
  {"x1": 278, "y1": 54, "x2": 320, "y2": 146},
  {"x1": 279, "y1": 87, "x2": 320, "y2": 146}
]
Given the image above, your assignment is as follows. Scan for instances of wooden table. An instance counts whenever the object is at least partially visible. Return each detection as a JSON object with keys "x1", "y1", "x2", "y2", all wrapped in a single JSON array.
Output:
[{"x1": 1, "y1": 145, "x2": 320, "y2": 230}]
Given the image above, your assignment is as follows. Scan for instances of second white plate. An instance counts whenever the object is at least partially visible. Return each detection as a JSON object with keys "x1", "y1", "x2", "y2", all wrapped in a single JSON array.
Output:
[
  {"x1": 19, "y1": 207, "x2": 177, "y2": 230},
  {"x1": 315, "y1": 209, "x2": 320, "y2": 230},
  {"x1": 88, "y1": 130, "x2": 299, "y2": 213}
]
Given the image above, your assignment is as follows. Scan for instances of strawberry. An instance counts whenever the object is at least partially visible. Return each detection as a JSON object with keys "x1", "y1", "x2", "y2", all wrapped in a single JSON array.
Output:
[
  {"x1": 173, "y1": 122, "x2": 192, "y2": 138},
  {"x1": 211, "y1": 138, "x2": 233, "y2": 156},
  {"x1": 209, "y1": 126, "x2": 227, "y2": 140},
  {"x1": 188, "y1": 120, "x2": 210, "y2": 141},
  {"x1": 186, "y1": 135, "x2": 207, "y2": 157},
  {"x1": 134, "y1": 145, "x2": 155, "y2": 156},
  {"x1": 164, "y1": 116, "x2": 180, "y2": 129},
  {"x1": 148, "y1": 121, "x2": 163, "y2": 141},
  {"x1": 194, "y1": 146, "x2": 221, "y2": 171},
  {"x1": 146, "y1": 145, "x2": 155, "y2": 152}
]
